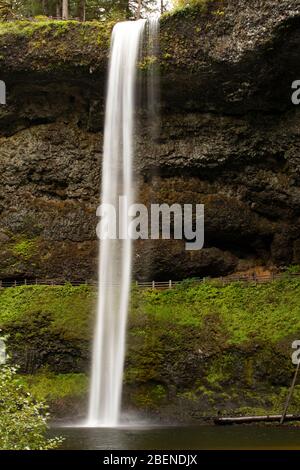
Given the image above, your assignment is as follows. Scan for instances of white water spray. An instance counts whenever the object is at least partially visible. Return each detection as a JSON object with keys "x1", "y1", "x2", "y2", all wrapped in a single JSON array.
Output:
[{"x1": 87, "y1": 19, "x2": 147, "y2": 428}]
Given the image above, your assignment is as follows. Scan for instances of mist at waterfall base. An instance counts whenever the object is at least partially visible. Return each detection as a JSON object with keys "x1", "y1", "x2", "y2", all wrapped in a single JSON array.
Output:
[{"x1": 84, "y1": 19, "x2": 158, "y2": 429}]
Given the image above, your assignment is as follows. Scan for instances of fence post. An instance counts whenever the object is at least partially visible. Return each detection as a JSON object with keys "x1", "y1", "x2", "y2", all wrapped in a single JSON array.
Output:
[
  {"x1": 14, "y1": 280, "x2": 16, "y2": 287},
  {"x1": 24, "y1": 279, "x2": 27, "y2": 286},
  {"x1": 169, "y1": 280, "x2": 172, "y2": 289},
  {"x1": 152, "y1": 280, "x2": 155, "y2": 289}
]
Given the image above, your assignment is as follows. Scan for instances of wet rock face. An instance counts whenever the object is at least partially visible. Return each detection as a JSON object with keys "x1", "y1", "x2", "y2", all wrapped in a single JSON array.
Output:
[
  {"x1": 1, "y1": 0, "x2": 300, "y2": 280},
  {"x1": 160, "y1": 0, "x2": 300, "y2": 113}
]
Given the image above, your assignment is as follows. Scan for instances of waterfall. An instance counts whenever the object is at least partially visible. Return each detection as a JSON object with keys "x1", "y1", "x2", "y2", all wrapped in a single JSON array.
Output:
[{"x1": 87, "y1": 19, "x2": 147, "y2": 428}]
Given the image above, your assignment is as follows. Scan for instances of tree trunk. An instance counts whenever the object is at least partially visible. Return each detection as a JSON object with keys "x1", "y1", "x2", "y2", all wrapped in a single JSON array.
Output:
[
  {"x1": 161, "y1": 0, "x2": 164, "y2": 15},
  {"x1": 136, "y1": 0, "x2": 142, "y2": 20},
  {"x1": 62, "y1": 0, "x2": 68, "y2": 20},
  {"x1": 56, "y1": 0, "x2": 61, "y2": 18},
  {"x1": 77, "y1": 0, "x2": 86, "y2": 21}
]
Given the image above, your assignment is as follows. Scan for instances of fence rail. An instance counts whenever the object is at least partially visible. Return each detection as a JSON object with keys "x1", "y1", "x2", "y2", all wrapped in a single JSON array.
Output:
[{"x1": 0, "y1": 272, "x2": 300, "y2": 290}]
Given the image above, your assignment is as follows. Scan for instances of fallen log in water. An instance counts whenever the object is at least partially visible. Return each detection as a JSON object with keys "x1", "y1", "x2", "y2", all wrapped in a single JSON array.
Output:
[{"x1": 214, "y1": 414, "x2": 300, "y2": 425}]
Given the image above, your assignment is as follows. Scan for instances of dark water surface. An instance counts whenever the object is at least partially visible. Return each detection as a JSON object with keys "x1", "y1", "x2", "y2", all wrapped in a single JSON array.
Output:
[{"x1": 49, "y1": 425, "x2": 300, "y2": 450}]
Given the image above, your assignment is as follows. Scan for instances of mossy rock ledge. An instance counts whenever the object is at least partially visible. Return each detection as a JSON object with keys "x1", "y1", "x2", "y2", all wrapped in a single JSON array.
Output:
[{"x1": 1, "y1": 279, "x2": 300, "y2": 422}]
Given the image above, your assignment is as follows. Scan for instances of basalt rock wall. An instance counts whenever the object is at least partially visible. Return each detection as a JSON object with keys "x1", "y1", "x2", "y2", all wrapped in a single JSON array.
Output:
[{"x1": 1, "y1": 0, "x2": 300, "y2": 281}]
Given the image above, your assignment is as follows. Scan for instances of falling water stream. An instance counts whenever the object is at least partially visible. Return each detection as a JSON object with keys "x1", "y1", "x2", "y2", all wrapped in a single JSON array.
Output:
[{"x1": 87, "y1": 19, "x2": 155, "y2": 428}]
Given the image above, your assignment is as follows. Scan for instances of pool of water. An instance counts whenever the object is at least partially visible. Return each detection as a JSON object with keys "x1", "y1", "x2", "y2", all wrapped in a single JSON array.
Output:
[{"x1": 49, "y1": 424, "x2": 300, "y2": 450}]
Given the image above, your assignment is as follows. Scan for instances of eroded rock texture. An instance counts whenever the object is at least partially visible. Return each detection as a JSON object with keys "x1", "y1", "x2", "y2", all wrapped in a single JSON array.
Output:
[{"x1": 1, "y1": 0, "x2": 300, "y2": 280}]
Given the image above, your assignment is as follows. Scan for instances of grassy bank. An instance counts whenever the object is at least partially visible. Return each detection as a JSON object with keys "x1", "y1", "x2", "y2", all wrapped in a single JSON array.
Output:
[
  {"x1": 0, "y1": 277, "x2": 300, "y2": 421},
  {"x1": 131, "y1": 276, "x2": 300, "y2": 343}
]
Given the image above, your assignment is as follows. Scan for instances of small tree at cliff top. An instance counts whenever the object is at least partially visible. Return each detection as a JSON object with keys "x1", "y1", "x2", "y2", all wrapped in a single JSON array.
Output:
[
  {"x1": 172, "y1": 0, "x2": 208, "y2": 8},
  {"x1": 0, "y1": 366, "x2": 62, "y2": 450}
]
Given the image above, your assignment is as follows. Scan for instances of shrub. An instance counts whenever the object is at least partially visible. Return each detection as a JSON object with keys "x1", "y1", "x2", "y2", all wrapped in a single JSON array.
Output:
[{"x1": 0, "y1": 366, "x2": 62, "y2": 450}]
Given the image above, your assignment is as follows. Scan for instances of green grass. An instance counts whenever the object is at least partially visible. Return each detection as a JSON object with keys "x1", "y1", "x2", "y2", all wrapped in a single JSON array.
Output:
[
  {"x1": 132, "y1": 277, "x2": 300, "y2": 345},
  {"x1": 1, "y1": 277, "x2": 300, "y2": 416},
  {"x1": 0, "y1": 284, "x2": 95, "y2": 340},
  {"x1": 19, "y1": 371, "x2": 88, "y2": 402},
  {"x1": 1, "y1": 276, "x2": 300, "y2": 345}
]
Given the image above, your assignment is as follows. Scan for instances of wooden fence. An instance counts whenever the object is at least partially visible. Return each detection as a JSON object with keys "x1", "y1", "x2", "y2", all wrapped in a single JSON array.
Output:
[{"x1": 0, "y1": 272, "x2": 299, "y2": 290}]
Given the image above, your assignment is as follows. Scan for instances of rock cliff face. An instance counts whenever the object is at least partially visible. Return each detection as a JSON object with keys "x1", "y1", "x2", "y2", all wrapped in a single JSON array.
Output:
[{"x1": 1, "y1": 0, "x2": 300, "y2": 281}]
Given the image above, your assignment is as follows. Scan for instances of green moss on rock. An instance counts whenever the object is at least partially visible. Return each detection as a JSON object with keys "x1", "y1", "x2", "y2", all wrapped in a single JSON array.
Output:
[
  {"x1": 0, "y1": 19, "x2": 114, "y2": 73},
  {"x1": 1, "y1": 278, "x2": 300, "y2": 421},
  {"x1": 20, "y1": 371, "x2": 88, "y2": 418},
  {"x1": 20, "y1": 370, "x2": 88, "y2": 401},
  {"x1": 11, "y1": 237, "x2": 38, "y2": 260}
]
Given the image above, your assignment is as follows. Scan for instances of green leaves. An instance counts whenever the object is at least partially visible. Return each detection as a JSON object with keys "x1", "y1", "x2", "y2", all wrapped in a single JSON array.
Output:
[{"x1": 0, "y1": 366, "x2": 63, "y2": 449}]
